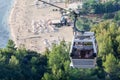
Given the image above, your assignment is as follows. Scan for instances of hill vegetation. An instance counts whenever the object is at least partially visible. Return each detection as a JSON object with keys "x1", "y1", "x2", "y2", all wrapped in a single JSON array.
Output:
[{"x1": 82, "y1": 0, "x2": 120, "y2": 14}]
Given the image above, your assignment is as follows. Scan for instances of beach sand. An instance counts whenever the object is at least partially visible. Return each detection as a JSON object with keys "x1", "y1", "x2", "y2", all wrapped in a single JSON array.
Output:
[{"x1": 9, "y1": 0, "x2": 73, "y2": 53}]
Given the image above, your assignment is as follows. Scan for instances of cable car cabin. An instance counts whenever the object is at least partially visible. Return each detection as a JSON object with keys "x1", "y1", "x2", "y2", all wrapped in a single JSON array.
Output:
[{"x1": 70, "y1": 32, "x2": 97, "y2": 68}]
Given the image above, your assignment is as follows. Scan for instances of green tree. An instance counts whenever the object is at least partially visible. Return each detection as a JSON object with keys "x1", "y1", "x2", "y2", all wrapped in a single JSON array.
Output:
[
  {"x1": 0, "y1": 40, "x2": 47, "y2": 80},
  {"x1": 114, "y1": 11, "x2": 120, "y2": 21},
  {"x1": 6, "y1": 40, "x2": 16, "y2": 50},
  {"x1": 9, "y1": 55, "x2": 19, "y2": 66},
  {"x1": 103, "y1": 53, "x2": 120, "y2": 80},
  {"x1": 103, "y1": 53, "x2": 117, "y2": 74}
]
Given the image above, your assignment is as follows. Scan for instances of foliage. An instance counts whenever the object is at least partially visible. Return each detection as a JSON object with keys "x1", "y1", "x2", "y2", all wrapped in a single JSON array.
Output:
[
  {"x1": 91, "y1": 21, "x2": 120, "y2": 80},
  {"x1": 114, "y1": 11, "x2": 120, "y2": 23},
  {"x1": 103, "y1": 13, "x2": 114, "y2": 19},
  {"x1": 103, "y1": 53, "x2": 117, "y2": 73},
  {"x1": 76, "y1": 17, "x2": 91, "y2": 31},
  {"x1": 0, "y1": 40, "x2": 47, "y2": 80},
  {"x1": 82, "y1": 0, "x2": 120, "y2": 14}
]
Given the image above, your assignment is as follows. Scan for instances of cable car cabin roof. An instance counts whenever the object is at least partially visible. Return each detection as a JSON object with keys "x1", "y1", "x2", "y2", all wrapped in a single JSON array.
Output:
[
  {"x1": 74, "y1": 39, "x2": 95, "y2": 42},
  {"x1": 74, "y1": 32, "x2": 95, "y2": 41},
  {"x1": 75, "y1": 32, "x2": 94, "y2": 37}
]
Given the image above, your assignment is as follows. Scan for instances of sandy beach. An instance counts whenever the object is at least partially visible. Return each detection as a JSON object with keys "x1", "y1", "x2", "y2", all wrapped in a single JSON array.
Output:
[{"x1": 9, "y1": 0, "x2": 73, "y2": 53}]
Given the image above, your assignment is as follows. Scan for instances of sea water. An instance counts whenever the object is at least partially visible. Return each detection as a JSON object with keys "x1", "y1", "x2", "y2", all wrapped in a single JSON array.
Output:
[{"x1": 0, "y1": 0, "x2": 14, "y2": 48}]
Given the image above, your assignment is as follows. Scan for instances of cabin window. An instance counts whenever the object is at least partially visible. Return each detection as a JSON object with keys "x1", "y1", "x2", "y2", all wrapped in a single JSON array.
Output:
[{"x1": 71, "y1": 42, "x2": 94, "y2": 59}]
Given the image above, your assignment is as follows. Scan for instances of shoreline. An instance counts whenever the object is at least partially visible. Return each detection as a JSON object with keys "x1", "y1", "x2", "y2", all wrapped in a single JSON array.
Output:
[{"x1": 8, "y1": 0, "x2": 17, "y2": 42}]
